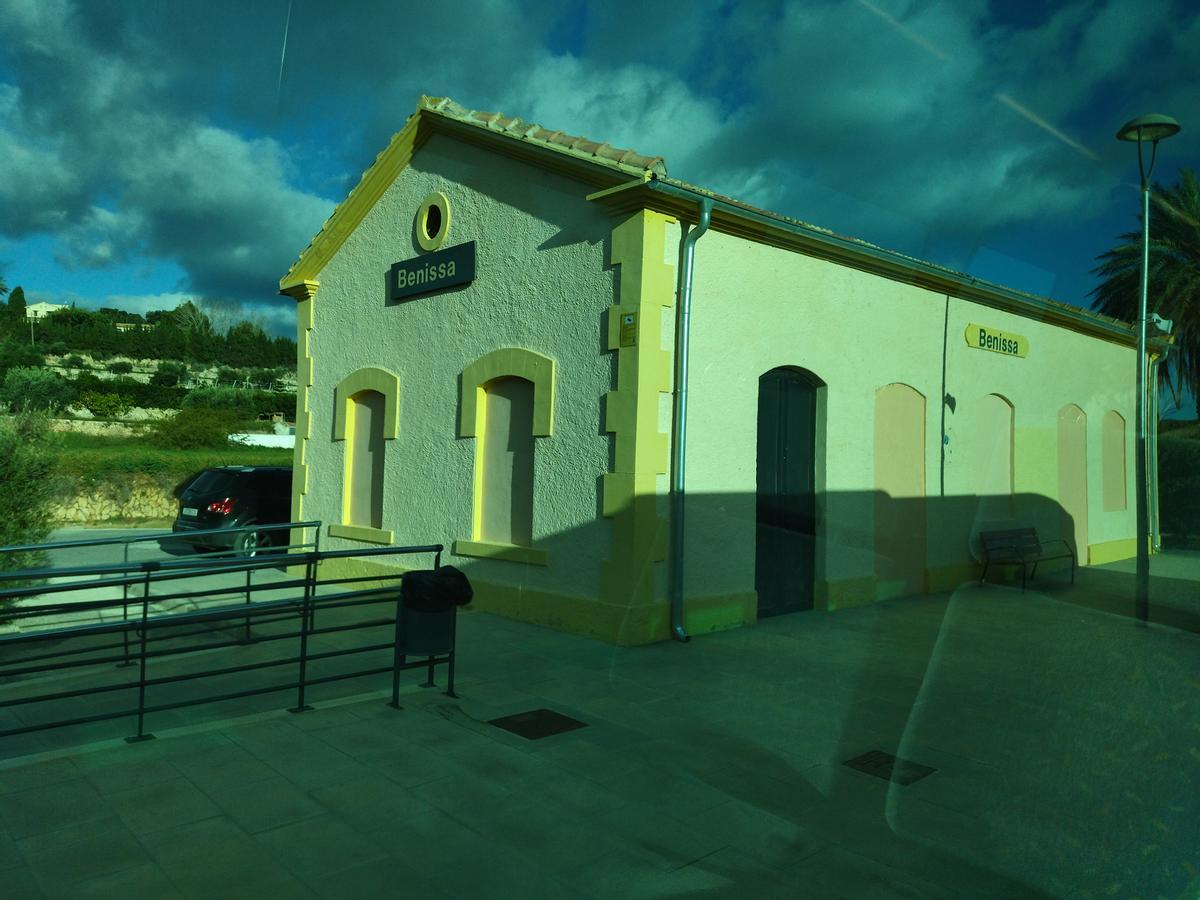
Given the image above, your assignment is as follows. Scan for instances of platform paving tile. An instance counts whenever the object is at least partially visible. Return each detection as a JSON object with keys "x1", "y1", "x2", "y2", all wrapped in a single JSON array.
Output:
[
  {"x1": 0, "y1": 777, "x2": 111, "y2": 839},
  {"x1": 41, "y1": 862, "x2": 185, "y2": 900},
  {"x1": 0, "y1": 862, "x2": 43, "y2": 900},
  {"x1": 21, "y1": 823, "x2": 152, "y2": 896},
  {"x1": 106, "y1": 776, "x2": 223, "y2": 835},
  {"x1": 207, "y1": 775, "x2": 326, "y2": 834},
  {"x1": 253, "y1": 813, "x2": 388, "y2": 879},
  {"x1": 0, "y1": 757, "x2": 81, "y2": 795},
  {"x1": 138, "y1": 815, "x2": 312, "y2": 899}
]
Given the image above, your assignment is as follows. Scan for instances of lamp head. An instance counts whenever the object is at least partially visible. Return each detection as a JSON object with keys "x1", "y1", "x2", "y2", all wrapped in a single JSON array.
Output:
[
  {"x1": 1116, "y1": 114, "x2": 1181, "y2": 142},
  {"x1": 1149, "y1": 313, "x2": 1174, "y2": 335}
]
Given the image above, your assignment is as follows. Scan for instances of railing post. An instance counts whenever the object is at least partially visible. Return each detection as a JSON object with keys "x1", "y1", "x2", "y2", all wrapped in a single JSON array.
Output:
[
  {"x1": 243, "y1": 563, "x2": 252, "y2": 644},
  {"x1": 289, "y1": 553, "x2": 315, "y2": 713},
  {"x1": 126, "y1": 566, "x2": 155, "y2": 743},
  {"x1": 119, "y1": 540, "x2": 132, "y2": 667},
  {"x1": 390, "y1": 592, "x2": 406, "y2": 709}
]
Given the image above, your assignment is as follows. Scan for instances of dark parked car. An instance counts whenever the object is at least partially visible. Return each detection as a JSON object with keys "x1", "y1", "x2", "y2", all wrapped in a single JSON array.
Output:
[{"x1": 171, "y1": 466, "x2": 293, "y2": 555}]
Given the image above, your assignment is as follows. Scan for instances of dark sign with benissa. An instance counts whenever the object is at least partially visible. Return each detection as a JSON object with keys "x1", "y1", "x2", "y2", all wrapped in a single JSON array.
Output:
[{"x1": 389, "y1": 241, "x2": 476, "y2": 302}]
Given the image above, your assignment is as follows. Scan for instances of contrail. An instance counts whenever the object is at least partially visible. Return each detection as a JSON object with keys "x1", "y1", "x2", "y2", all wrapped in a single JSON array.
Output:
[
  {"x1": 275, "y1": 0, "x2": 293, "y2": 117},
  {"x1": 855, "y1": 0, "x2": 1099, "y2": 161}
]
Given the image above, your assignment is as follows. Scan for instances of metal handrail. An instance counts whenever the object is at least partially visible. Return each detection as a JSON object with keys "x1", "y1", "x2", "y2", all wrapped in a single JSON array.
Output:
[
  {"x1": 0, "y1": 542, "x2": 452, "y2": 743},
  {"x1": 0, "y1": 519, "x2": 322, "y2": 556}
]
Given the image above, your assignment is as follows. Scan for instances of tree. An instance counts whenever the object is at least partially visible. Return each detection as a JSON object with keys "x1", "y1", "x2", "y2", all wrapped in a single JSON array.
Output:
[
  {"x1": 1092, "y1": 168, "x2": 1200, "y2": 407},
  {"x1": 0, "y1": 367, "x2": 72, "y2": 413},
  {"x1": 0, "y1": 413, "x2": 61, "y2": 588},
  {"x1": 7, "y1": 286, "x2": 25, "y2": 320}
]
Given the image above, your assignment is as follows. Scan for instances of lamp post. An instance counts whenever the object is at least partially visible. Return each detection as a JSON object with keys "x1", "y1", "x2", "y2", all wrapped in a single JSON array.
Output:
[{"x1": 1115, "y1": 113, "x2": 1181, "y2": 623}]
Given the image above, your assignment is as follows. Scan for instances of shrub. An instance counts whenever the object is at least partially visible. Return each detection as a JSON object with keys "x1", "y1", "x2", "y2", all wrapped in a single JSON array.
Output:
[
  {"x1": 150, "y1": 406, "x2": 232, "y2": 449},
  {"x1": 1, "y1": 366, "x2": 72, "y2": 412},
  {"x1": 1159, "y1": 433, "x2": 1200, "y2": 541},
  {"x1": 151, "y1": 360, "x2": 189, "y2": 388},
  {"x1": 0, "y1": 339, "x2": 44, "y2": 378},
  {"x1": 0, "y1": 414, "x2": 61, "y2": 595},
  {"x1": 182, "y1": 385, "x2": 259, "y2": 418},
  {"x1": 62, "y1": 354, "x2": 87, "y2": 370},
  {"x1": 108, "y1": 360, "x2": 133, "y2": 374},
  {"x1": 79, "y1": 391, "x2": 130, "y2": 419}
]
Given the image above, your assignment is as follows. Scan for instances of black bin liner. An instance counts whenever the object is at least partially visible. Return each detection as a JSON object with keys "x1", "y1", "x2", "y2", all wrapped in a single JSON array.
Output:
[{"x1": 398, "y1": 566, "x2": 473, "y2": 657}]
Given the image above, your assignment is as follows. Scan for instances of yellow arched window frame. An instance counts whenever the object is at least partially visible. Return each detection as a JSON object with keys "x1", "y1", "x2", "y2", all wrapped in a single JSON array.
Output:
[
  {"x1": 329, "y1": 366, "x2": 400, "y2": 545},
  {"x1": 454, "y1": 348, "x2": 555, "y2": 565}
]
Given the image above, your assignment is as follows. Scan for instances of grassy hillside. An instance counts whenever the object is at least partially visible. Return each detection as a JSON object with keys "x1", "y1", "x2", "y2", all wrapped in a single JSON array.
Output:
[{"x1": 56, "y1": 432, "x2": 293, "y2": 494}]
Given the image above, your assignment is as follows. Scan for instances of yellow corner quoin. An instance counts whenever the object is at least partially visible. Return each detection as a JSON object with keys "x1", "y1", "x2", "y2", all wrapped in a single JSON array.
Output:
[
  {"x1": 328, "y1": 524, "x2": 395, "y2": 545},
  {"x1": 333, "y1": 367, "x2": 401, "y2": 441},
  {"x1": 280, "y1": 280, "x2": 318, "y2": 536},
  {"x1": 458, "y1": 348, "x2": 555, "y2": 437},
  {"x1": 599, "y1": 209, "x2": 676, "y2": 623},
  {"x1": 965, "y1": 323, "x2": 1029, "y2": 358},
  {"x1": 452, "y1": 539, "x2": 549, "y2": 567},
  {"x1": 415, "y1": 191, "x2": 451, "y2": 251}
]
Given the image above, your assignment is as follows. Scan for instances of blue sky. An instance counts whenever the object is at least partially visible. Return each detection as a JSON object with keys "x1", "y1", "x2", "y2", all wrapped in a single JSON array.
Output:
[{"x1": 0, "y1": 0, "x2": 1196, "y2": 412}]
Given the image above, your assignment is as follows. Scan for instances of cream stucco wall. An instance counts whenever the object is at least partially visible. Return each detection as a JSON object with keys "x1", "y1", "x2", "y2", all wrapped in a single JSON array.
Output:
[
  {"x1": 305, "y1": 134, "x2": 616, "y2": 602},
  {"x1": 680, "y1": 227, "x2": 1137, "y2": 610}
]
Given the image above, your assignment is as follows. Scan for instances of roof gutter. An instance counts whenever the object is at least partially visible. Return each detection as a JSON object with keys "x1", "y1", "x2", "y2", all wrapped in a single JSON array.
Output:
[{"x1": 668, "y1": 198, "x2": 713, "y2": 643}]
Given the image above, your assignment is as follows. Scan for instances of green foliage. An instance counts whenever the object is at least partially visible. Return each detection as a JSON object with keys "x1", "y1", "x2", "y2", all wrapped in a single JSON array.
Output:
[
  {"x1": 1, "y1": 367, "x2": 72, "y2": 412},
  {"x1": 107, "y1": 360, "x2": 133, "y2": 374},
  {"x1": 47, "y1": 341, "x2": 68, "y2": 356},
  {"x1": 78, "y1": 391, "x2": 130, "y2": 419},
  {"x1": 151, "y1": 360, "x2": 188, "y2": 387},
  {"x1": 53, "y1": 431, "x2": 291, "y2": 488},
  {"x1": 1159, "y1": 432, "x2": 1200, "y2": 542},
  {"x1": 0, "y1": 413, "x2": 61, "y2": 583},
  {"x1": 6, "y1": 286, "x2": 26, "y2": 318},
  {"x1": 182, "y1": 385, "x2": 258, "y2": 418},
  {"x1": 1092, "y1": 168, "x2": 1200, "y2": 408},
  {"x1": 149, "y1": 407, "x2": 233, "y2": 450},
  {"x1": 62, "y1": 354, "x2": 86, "y2": 370},
  {"x1": 0, "y1": 339, "x2": 44, "y2": 379}
]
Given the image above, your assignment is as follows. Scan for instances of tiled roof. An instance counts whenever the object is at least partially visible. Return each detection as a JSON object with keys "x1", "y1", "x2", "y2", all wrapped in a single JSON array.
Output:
[{"x1": 419, "y1": 96, "x2": 668, "y2": 178}]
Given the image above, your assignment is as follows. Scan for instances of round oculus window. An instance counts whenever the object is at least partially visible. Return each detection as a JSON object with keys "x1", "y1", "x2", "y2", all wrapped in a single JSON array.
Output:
[{"x1": 416, "y1": 192, "x2": 451, "y2": 251}]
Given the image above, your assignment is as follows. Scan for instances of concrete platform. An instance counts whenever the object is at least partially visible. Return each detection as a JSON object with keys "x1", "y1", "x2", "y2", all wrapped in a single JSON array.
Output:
[{"x1": 1, "y1": 577, "x2": 1199, "y2": 898}]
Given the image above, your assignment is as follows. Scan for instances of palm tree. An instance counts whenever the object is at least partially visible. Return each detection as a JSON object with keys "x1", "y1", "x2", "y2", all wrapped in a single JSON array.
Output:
[{"x1": 1091, "y1": 168, "x2": 1200, "y2": 410}]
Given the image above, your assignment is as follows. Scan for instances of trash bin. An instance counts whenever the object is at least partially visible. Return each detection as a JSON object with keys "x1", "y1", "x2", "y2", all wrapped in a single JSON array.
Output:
[{"x1": 398, "y1": 566, "x2": 472, "y2": 657}]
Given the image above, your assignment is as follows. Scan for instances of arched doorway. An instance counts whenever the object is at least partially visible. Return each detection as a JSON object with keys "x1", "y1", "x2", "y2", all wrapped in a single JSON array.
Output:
[
  {"x1": 756, "y1": 367, "x2": 822, "y2": 617},
  {"x1": 1057, "y1": 404, "x2": 1088, "y2": 563}
]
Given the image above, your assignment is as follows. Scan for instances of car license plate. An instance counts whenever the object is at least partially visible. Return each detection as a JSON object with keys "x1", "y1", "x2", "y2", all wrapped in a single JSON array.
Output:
[{"x1": 182, "y1": 507, "x2": 199, "y2": 517}]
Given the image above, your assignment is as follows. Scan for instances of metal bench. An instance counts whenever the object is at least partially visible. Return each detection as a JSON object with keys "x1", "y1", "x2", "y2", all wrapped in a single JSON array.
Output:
[{"x1": 979, "y1": 527, "x2": 1076, "y2": 591}]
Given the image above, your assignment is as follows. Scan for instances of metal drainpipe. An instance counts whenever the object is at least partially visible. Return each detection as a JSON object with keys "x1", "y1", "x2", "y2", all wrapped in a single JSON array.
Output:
[
  {"x1": 668, "y1": 198, "x2": 713, "y2": 643},
  {"x1": 1149, "y1": 349, "x2": 1169, "y2": 552}
]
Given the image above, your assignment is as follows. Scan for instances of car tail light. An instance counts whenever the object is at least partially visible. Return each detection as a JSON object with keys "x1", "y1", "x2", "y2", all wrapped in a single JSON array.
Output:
[{"x1": 207, "y1": 497, "x2": 236, "y2": 515}]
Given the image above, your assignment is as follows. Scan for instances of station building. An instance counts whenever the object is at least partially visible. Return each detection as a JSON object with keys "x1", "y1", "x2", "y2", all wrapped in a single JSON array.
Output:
[{"x1": 280, "y1": 96, "x2": 1165, "y2": 645}]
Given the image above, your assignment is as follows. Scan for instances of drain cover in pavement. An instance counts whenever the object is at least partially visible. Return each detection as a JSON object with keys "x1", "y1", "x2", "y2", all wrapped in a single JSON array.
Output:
[
  {"x1": 843, "y1": 750, "x2": 936, "y2": 786},
  {"x1": 488, "y1": 708, "x2": 589, "y2": 740}
]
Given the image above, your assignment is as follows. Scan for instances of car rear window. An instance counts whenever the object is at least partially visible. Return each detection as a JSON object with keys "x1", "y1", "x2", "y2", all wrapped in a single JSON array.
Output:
[{"x1": 188, "y1": 470, "x2": 237, "y2": 494}]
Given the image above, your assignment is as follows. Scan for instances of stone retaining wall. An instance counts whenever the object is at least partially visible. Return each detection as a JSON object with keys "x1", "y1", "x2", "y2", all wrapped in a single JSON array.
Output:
[{"x1": 51, "y1": 474, "x2": 177, "y2": 525}]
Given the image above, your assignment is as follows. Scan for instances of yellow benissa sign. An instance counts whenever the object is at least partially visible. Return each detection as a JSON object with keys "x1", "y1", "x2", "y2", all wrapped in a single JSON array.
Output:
[{"x1": 966, "y1": 324, "x2": 1028, "y2": 358}]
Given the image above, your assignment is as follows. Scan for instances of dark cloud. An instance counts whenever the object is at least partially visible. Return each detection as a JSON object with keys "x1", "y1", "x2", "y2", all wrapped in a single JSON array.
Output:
[{"x1": 0, "y1": 0, "x2": 1196, "y2": 315}]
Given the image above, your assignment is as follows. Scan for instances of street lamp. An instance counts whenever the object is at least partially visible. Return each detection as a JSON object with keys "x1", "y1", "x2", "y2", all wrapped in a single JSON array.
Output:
[{"x1": 1116, "y1": 113, "x2": 1181, "y2": 623}]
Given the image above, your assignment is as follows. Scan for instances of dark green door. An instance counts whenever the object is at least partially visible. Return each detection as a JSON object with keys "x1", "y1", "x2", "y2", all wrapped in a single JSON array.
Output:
[{"x1": 756, "y1": 368, "x2": 817, "y2": 617}]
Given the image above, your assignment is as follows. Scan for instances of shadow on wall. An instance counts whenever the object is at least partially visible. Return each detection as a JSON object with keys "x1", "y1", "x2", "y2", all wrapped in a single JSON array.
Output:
[{"x1": 448, "y1": 488, "x2": 1199, "y2": 641}]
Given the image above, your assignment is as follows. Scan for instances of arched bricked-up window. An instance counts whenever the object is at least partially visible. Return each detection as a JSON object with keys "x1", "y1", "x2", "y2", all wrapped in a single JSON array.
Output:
[
  {"x1": 480, "y1": 377, "x2": 535, "y2": 545},
  {"x1": 455, "y1": 348, "x2": 554, "y2": 566},
  {"x1": 346, "y1": 390, "x2": 386, "y2": 529},
  {"x1": 976, "y1": 393, "x2": 1014, "y2": 518},
  {"x1": 331, "y1": 367, "x2": 399, "y2": 543},
  {"x1": 1102, "y1": 410, "x2": 1127, "y2": 511}
]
